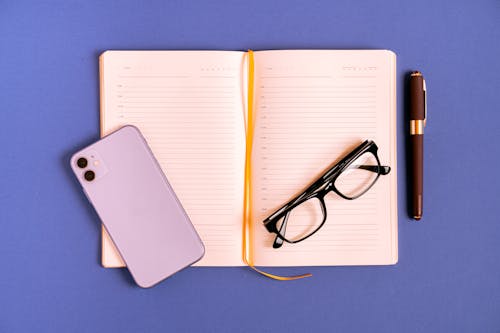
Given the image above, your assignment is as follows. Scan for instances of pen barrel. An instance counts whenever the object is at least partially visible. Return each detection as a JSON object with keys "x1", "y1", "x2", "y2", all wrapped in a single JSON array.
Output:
[
  {"x1": 409, "y1": 75, "x2": 425, "y2": 120},
  {"x1": 410, "y1": 134, "x2": 424, "y2": 220}
]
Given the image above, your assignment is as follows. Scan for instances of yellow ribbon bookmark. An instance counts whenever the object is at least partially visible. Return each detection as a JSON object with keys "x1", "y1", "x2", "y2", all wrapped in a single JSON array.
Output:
[{"x1": 242, "y1": 50, "x2": 311, "y2": 281}]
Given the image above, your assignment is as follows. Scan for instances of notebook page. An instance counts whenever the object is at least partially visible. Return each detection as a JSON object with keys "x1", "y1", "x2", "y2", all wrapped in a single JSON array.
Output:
[
  {"x1": 250, "y1": 50, "x2": 397, "y2": 266},
  {"x1": 100, "y1": 51, "x2": 247, "y2": 266}
]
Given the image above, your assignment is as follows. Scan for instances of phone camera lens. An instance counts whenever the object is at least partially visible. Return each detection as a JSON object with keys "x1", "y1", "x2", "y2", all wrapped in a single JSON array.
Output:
[
  {"x1": 77, "y1": 158, "x2": 88, "y2": 168},
  {"x1": 84, "y1": 170, "x2": 95, "y2": 181}
]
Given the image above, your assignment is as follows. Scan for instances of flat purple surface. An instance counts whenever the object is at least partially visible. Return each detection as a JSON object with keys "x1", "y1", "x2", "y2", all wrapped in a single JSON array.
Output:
[{"x1": 1, "y1": 1, "x2": 499, "y2": 332}]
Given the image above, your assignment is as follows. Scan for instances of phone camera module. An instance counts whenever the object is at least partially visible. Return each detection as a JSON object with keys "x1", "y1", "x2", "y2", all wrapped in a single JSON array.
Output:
[
  {"x1": 77, "y1": 157, "x2": 88, "y2": 168},
  {"x1": 84, "y1": 170, "x2": 95, "y2": 181}
]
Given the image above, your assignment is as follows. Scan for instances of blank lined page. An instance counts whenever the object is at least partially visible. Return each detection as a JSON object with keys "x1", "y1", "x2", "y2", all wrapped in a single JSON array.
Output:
[
  {"x1": 100, "y1": 51, "x2": 246, "y2": 266},
  {"x1": 250, "y1": 50, "x2": 397, "y2": 266}
]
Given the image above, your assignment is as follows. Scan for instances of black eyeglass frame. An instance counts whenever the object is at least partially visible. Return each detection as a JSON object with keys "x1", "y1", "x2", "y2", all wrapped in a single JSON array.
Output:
[{"x1": 262, "y1": 140, "x2": 391, "y2": 247}]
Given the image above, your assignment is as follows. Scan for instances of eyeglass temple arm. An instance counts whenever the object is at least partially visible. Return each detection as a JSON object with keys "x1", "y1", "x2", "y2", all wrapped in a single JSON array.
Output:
[
  {"x1": 357, "y1": 165, "x2": 391, "y2": 175},
  {"x1": 264, "y1": 185, "x2": 316, "y2": 227}
]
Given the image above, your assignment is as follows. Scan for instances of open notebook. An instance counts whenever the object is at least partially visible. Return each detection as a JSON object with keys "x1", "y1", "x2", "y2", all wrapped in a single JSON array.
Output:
[{"x1": 99, "y1": 50, "x2": 397, "y2": 267}]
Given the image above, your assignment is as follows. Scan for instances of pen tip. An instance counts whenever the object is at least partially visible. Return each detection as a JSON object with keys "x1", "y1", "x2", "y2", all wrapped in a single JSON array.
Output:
[
  {"x1": 410, "y1": 71, "x2": 422, "y2": 77},
  {"x1": 413, "y1": 215, "x2": 422, "y2": 221}
]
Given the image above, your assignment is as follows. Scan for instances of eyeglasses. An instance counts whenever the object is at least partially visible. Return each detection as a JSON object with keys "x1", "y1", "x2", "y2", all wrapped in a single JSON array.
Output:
[{"x1": 262, "y1": 140, "x2": 391, "y2": 249}]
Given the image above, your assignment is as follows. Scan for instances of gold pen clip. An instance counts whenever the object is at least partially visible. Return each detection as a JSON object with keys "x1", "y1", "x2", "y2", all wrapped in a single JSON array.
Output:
[{"x1": 423, "y1": 78, "x2": 427, "y2": 127}]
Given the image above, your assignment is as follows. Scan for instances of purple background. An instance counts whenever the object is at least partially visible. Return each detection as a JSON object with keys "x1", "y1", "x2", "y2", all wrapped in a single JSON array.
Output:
[{"x1": 1, "y1": 0, "x2": 499, "y2": 332}]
